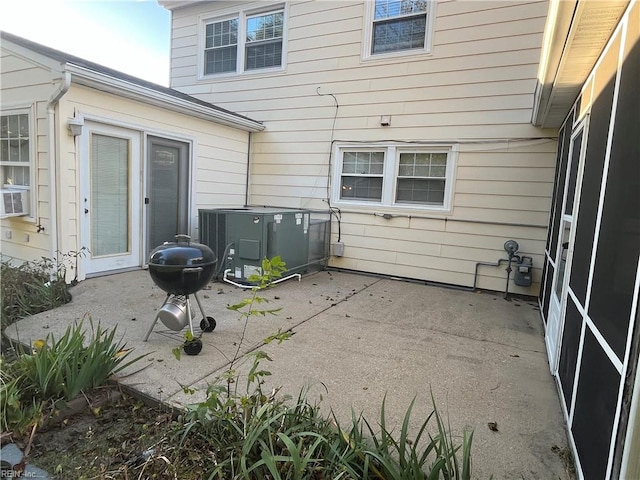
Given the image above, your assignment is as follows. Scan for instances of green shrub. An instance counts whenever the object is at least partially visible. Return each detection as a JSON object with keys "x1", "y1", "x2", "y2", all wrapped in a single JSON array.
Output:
[
  {"x1": 0, "y1": 359, "x2": 43, "y2": 434},
  {"x1": 1, "y1": 255, "x2": 72, "y2": 328},
  {"x1": 165, "y1": 255, "x2": 473, "y2": 479},
  {"x1": 173, "y1": 355, "x2": 472, "y2": 479},
  {"x1": 0, "y1": 320, "x2": 146, "y2": 436}
]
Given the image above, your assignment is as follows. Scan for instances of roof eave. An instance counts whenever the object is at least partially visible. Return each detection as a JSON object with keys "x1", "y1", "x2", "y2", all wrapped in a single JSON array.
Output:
[
  {"x1": 65, "y1": 64, "x2": 264, "y2": 132},
  {"x1": 531, "y1": 0, "x2": 577, "y2": 128},
  {"x1": 532, "y1": 0, "x2": 629, "y2": 129},
  {"x1": 157, "y1": 1, "x2": 201, "y2": 11}
]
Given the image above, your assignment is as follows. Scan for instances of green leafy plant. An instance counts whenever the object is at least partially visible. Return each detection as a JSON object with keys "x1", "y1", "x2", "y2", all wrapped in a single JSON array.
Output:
[
  {"x1": 0, "y1": 249, "x2": 87, "y2": 329},
  {"x1": 167, "y1": 255, "x2": 473, "y2": 479},
  {"x1": 171, "y1": 352, "x2": 472, "y2": 479},
  {"x1": 0, "y1": 358, "x2": 43, "y2": 434},
  {"x1": 19, "y1": 319, "x2": 146, "y2": 400},
  {"x1": 221, "y1": 256, "x2": 287, "y2": 396},
  {"x1": 1, "y1": 319, "x2": 147, "y2": 437},
  {"x1": 172, "y1": 330, "x2": 202, "y2": 360},
  {"x1": 333, "y1": 393, "x2": 473, "y2": 480}
]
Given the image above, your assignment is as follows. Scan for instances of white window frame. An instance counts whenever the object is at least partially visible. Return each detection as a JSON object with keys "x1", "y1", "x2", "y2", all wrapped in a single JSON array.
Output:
[
  {"x1": 363, "y1": 0, "x2": 436, "y2": 61},
  {"x1": 0, "y1": 105, "x2": 36, "y2": 219},
  {"x1": 332, "y1": 143, "x2": 456, "y2": 212},
  {"x1": 199, "y1": 3, "x2": 287, "y2": 78}
]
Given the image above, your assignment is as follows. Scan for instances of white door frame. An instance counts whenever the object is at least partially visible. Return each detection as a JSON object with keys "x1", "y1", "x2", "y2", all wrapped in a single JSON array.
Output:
[
  {"x1": 79, "y1": 122, "x2": 142, "y2": 276},
  {"x1": 546, "y1": 117, "x2": 589, "y2": 373}
]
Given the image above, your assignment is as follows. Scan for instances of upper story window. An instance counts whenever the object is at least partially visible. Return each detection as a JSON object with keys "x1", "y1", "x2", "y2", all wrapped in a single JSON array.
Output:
[
  {"x1": 204, "y1": 18, "x2": 239, "y2": 75},
  {"x1": 333, "y1": 144, "x2": 456, "y2": 211},
  {"x1": 1, "y1": 109, "x2": 33, "y2": 217},
  {"x1": 365, "y1": 0, "x2": 435, "y2": 59},
  {"x1": 202, "y1": 5, "x2": 285, "y2": 77}
]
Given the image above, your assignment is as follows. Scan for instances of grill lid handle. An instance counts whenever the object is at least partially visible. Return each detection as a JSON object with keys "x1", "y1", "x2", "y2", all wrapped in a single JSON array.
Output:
[
  {"x1": 175, "y1": 234, "x2": 191, "y2": 243},
  {"x1": 182, "y1": 267, "x2": 204, "y2": 274}
]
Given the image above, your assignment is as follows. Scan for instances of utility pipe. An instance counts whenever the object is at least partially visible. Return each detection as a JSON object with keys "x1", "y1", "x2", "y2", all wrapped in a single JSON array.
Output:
[
  {"x1": 222, "y1": 269, "x2": 301, "y2": 289},
  {"x1": 473, "y1": 258, "x2": 510, "y2": 291},
  {"x1": 46, "y1": 71, "x2": 71, "y2": 280}
]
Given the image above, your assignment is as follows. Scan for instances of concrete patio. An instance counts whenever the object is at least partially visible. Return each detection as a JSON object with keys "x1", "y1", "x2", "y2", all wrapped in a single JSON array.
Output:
[{"x1": 7, "y1": 269, "x2": 572, "y2": 479}]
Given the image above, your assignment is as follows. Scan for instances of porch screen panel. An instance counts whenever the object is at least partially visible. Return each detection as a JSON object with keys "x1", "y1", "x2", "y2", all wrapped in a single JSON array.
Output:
[
  {"x1": 91, "y1": 134, "x2": 129, "y2": 256},
  {"x1": 557, "y1": 298, "x2": 581, "y2": 409},
  {"x1": 568, "y1": 72, "x2": 615, "y2": 307},
  {"x1": 572, "y1": 329, "x2": 620, "y2": 480},
  {"x1": 589, "y1": 36, "x2": 640, "y2": 359}
]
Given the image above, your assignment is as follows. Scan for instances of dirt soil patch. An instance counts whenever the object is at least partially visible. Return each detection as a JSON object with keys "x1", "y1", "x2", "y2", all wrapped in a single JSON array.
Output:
[{"x1": 24, "y1": 391, "x2": 177, "y2": 479}]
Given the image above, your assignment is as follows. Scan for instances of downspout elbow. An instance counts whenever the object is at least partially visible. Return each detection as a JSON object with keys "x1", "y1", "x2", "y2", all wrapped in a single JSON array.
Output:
[{"x1": 46, "y1": 71, "x2": 71, "y2": 280}]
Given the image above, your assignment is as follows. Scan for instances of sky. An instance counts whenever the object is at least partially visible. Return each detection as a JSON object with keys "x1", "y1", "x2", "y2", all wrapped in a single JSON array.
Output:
[{"x1": 0, "y1": 0, "x2": 172, "y2": 86}]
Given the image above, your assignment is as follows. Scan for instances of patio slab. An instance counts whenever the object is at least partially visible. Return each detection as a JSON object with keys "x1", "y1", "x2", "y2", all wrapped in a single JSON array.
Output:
[{"x1": 6, "y1": 269, "x2": 572, "y2": 479}]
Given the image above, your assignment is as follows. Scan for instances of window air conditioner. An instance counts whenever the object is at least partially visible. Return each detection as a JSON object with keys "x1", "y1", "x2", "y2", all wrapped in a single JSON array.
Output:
[{"x1": 1, "y1": 189, "x2": 29, "y2": 218}]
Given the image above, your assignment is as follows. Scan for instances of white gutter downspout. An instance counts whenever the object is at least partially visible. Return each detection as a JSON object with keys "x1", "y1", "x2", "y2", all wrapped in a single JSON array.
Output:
[{"x1": 46, "y1": 71, "x2": 71, "y2": 280}]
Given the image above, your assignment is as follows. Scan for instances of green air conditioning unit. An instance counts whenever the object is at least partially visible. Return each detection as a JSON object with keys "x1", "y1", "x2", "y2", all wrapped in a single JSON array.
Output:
[{"x1": 198, "y1": 207, "x2": 312, "y2": 284}]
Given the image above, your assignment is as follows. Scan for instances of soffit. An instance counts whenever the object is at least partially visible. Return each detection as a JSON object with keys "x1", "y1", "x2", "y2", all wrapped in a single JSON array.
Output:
[{"x1": 535, "y1": 0, "x2": 628, "y2": 128}]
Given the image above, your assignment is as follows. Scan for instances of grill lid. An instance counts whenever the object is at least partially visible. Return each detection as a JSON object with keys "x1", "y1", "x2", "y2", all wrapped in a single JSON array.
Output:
[{"x1": 149, "y1": 234, "x2": 216, "y2": 267}]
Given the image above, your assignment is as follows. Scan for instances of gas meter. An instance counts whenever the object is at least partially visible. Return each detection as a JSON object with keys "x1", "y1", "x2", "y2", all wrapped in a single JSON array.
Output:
[{"x1": 514, "y1": 256, "x2": 533, "y2": 287}]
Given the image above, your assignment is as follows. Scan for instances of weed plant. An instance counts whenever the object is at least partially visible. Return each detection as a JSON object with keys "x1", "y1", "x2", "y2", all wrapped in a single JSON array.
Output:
[
  {"x1": 171, "y1": 353, "x2": 472, "y2": 479},
  {"x1": 0, "y1": 250, "x2": 86, "y2": 328},
  {"x1": 165, "y1": 257, "x2": 473, "y2": 479},
  {"x1": 0, "y1": 320, "x2": 146, "y2": 437}
]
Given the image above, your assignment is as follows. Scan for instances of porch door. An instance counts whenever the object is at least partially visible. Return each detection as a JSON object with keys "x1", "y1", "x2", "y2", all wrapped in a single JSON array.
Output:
[
  {"x1": 81, "y1": 124, "x2": 142, "y2": 275},
  {"x1": 146, "y1": 136, "x2": 189, "y2": 258},
  {"x1": 546, "y1": 123, "x2": 584, "y2": 372}
]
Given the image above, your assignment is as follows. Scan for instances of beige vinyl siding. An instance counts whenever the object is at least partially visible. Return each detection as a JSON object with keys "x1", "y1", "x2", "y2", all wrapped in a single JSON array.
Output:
[
  {"x1": 168, "y1": 0, "x2": 557, "y2": 294},
  {"x1": 0, "y1": 50, "x2": 56, "y2": 264},
  {"x1": 57, "y1": 84, "x2": 250, "y2": 260}
]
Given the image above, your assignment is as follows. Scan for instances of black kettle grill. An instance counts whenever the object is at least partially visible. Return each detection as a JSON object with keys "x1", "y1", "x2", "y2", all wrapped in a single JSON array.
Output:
[{"x1": 144, "y1": 234, "x2": 217, "y2": 353}]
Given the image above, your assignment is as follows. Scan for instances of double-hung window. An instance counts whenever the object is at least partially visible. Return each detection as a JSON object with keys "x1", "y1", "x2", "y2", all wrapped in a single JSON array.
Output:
[
  {"x1": 203, "y1": 6, "x2": 285, "y2": 76},
  {"x1": 334, "y1": 144, "x2": 455, "y2": 211},
  {"x1": 396, "y1": 152, "x2": 448, "y2": 204},
  {"x1": 366, "y1": 0, "x2": 434, "y2": 58},
  {"x1": 204, "y1": 18, "x2": 239, "y2": 75},
  {"x1": 340, "y1": 151, "x2": 385, "y2": 202},
  {"x1": 1, "y1": 109, "x2": 33, "y2": 217}
]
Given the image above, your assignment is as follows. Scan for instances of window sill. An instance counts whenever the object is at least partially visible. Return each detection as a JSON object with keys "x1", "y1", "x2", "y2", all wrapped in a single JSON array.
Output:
[
  {"x1": 198, "y1": 65, "x2": 286, "y2": 82},
  {"x1": 333, "y1": 201, "x2": 452, "y2": 216},
  {"x1": 362, "y1": 48, "x2": 433, "y2": 63}
]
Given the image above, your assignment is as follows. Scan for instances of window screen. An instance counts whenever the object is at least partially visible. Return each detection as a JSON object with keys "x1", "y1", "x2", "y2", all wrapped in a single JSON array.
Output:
[
  {"x1": 588, "y1": 38, "x2": 640, "y2": 360},
  {"x1": 245, "y1": 11, "x2": 283, "y2": 70},
  {"x1": 0, "y1": 114, "x2": 30, "y2": 186},
  {"x1": 340, "y1": 151, "x2": 384, "y2": 201},
  {"x1": 204, "y1": 18, "x2": 238, "y2": 74},
  {"x1": 396, "y1": 152, "x2": 446, "y2": 205},
  {"x1": 372, "y1": 0, "x2": 429, "y2": 54}
]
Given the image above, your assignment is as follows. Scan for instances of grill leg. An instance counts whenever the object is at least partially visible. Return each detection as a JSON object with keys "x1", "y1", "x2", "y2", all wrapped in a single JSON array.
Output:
[
  {"x1": 144, "y1": 293, "x2": 171, "y2": 341},
  {"x1": 185, "y1": 295, "x2": 195, "y2": 336},
  {"x1": 193, "y1": 292, "x2": 208, "y2": 320}
]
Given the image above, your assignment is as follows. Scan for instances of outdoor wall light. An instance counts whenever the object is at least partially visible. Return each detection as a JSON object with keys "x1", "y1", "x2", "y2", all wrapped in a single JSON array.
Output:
[{"x1": 67, "y1": 115, "x2": 84, "y2": 137}]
